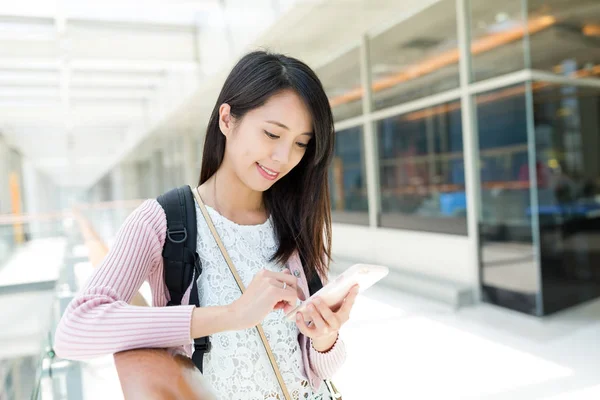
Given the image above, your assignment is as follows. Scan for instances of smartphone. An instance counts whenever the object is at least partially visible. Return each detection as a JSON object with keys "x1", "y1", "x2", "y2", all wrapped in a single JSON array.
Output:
[{"x1": 285, "y1": 263, "x2": 389, "y2": 321}]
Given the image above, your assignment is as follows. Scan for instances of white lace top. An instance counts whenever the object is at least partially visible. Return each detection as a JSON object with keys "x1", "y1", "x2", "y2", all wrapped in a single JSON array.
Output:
[{"x1": 195, "y1": 201, "x2": 331, "y2": 400}]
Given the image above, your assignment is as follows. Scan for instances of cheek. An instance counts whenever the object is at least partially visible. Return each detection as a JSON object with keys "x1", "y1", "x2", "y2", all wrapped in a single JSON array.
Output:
[
  {"x1": 240, "y1": 147, "x2": 254, "y2": 160},
  {"x1": 228, "y1": 133, "x2": 257, "y2": 161}
]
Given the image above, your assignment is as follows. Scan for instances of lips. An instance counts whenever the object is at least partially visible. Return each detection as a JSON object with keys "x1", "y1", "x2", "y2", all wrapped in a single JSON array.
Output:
[{"x1": 256, "y1": 163, "x2": 280, "y2": 180}]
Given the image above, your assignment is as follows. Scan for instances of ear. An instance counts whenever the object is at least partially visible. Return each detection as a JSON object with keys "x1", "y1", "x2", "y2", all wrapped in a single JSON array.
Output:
[{"x1": 218, "y1": 103, "x2": 233, "y2": 137}]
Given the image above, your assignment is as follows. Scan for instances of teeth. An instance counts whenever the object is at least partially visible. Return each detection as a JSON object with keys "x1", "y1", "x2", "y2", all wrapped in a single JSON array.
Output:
[{"x1": 259, "y1": 164, "x2": 277, "y2": 176}]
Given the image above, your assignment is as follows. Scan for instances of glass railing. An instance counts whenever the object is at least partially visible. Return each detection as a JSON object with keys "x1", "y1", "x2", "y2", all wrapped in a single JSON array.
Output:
[
  {"x1": 0, "y1": 215, "x2": 67, "y2": 400},
  {"x1": 3, "y1": 199, "x2": 189, "y2": 400},
  {"x1": 0, "y1": 215, "x2": 66, "y2": 268},
  {"x1": 0, "y1": 203, "x2": 142, "y2": 400},
  {"x1": 29, "y1": 284, "x2": 90, "y2": 400}
]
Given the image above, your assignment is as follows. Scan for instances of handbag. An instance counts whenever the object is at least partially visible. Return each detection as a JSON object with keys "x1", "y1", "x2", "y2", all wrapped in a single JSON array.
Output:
[{"x1": 193, "y1": 187, "x2": 342, "y2": 400}]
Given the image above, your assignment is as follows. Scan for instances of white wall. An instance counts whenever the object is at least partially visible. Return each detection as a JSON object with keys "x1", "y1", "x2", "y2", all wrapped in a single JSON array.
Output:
[{"x1": 331, "y1": 223, "x2": 475, "y2": 286}]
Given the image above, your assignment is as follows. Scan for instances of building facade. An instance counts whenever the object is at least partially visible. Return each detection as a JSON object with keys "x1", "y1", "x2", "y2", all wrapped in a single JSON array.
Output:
[{"x1": 321, "y1": 0, "x2": 600, "y2": 316}]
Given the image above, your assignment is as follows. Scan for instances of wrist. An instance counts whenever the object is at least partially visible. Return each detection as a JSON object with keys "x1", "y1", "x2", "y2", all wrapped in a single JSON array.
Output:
[
  {"x1": 191, "y1": 305, "x2": 239, "y2": 339},
  {"x1": 311, "y1": 332, "x2": 339, "y2": 353},
  {"x1": 225, "y1": 302, "x2": 245, "y2": 330}
]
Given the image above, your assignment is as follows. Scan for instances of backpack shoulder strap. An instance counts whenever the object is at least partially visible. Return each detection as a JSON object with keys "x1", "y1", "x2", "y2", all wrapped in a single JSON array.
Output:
[
  {"x1": 156, "y1": 185, "x2": 199, "y2": 307},
  {"x1": 156, "y1": 185, "x2": 211, "y2": 372}
]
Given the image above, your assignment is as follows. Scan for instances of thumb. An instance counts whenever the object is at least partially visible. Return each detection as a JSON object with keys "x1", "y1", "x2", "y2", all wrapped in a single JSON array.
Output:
[{"x1": 283, "y1": 269, "x2": 292, "y2": 275}]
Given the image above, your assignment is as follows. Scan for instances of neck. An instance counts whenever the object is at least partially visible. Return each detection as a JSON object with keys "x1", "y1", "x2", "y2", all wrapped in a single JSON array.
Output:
[{"x1": 198, "y1": 165, "x2": 265, "y2": 223}]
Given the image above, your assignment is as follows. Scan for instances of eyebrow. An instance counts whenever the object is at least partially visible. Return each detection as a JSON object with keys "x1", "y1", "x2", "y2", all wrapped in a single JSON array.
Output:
[{"x1": 266, "y1": 120, "x2": 313, "y2": 137}]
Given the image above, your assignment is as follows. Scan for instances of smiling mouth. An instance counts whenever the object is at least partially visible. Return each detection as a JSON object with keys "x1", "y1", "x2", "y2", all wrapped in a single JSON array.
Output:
[{"x1": 256, "y1": 163, "x2": 280, "y2": 180}]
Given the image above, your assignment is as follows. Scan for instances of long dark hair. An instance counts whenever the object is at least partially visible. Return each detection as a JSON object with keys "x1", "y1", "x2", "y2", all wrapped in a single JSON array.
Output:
[{"x1": 199, "y1": 51, "x2": 334, "y2": 280}]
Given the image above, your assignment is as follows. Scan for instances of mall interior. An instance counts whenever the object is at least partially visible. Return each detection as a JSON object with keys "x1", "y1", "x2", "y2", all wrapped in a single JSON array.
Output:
[{"x1": 1, "y1": 0, "x2": 599, "y2": 399}]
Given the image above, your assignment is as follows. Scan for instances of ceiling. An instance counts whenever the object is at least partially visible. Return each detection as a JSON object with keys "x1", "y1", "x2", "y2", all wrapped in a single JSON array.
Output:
[{"x1": 0, "y1": 0, "x2": 298, "y2": 188}]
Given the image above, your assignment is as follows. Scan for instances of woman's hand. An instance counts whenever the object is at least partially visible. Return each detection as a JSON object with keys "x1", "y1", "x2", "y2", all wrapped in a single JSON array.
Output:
[
  {"x1": 230, "y1": 269, "x2": 299, "y2": 330},
  {"x1": 296, "y1": 284, "x2": 359, "y2": 352}
]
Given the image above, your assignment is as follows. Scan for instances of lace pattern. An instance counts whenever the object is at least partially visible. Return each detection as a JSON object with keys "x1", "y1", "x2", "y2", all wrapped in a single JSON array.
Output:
[{"x1": 195, "y1": 202, "x2": 331, "y2": 400}]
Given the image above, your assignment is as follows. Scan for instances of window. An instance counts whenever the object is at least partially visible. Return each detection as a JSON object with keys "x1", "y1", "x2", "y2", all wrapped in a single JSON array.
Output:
[
  {"x1": 528, "y1": 0, "x2": 600, "y2": 79},
  {"x1": 329, "y1": 126, "x2": 369, "y2": 224},
  {"x1": 317, "y1": 48, "x2": 363, "y2": 122},
  {"x1": 377, "y1": 100, "x2": 466, "y2": 234},
  {"x1": 531, "y1": 83, "x2": 600, "y2": 314},
  {"x1": 469, "y1": 0, "x2": 527, "y2": 82},
  {"x1": 369, "y1": 0, "x2": 460, "y2": 109},
  {"x1": 478, "y1": 85, "x2": 532, "y2": 235},
  {"x1": 475, "y1": 84, "x2": 539, "y2": 315}
]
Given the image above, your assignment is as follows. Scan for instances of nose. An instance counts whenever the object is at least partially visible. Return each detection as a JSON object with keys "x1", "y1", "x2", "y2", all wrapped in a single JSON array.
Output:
[{"x1": 271, "y1": 141, "x2": 291, "y2": 165}]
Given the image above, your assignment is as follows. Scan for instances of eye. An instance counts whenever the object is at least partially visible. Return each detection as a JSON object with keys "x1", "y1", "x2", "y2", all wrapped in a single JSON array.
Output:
[
  {"x1": 264, "y1": 130, "x2": 280, "y2": 139},
  {"x1": 296, "y1": 142, "x2": 309, "y2": 149}
]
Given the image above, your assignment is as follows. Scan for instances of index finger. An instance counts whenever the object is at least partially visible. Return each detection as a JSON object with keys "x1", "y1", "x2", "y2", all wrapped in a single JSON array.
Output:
[
  {"x1": 263, "y1": 269, "x2": 298, "y2": 287},
  {"x1": 337, "y1": 284, "x2": 359, "y2": 315}
]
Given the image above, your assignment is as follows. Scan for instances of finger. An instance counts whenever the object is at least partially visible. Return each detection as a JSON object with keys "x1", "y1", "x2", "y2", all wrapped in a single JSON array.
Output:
[
  {"x1": 337, "y1": 284, "x2": 359, "y2": 317},
  {"x1": 274, "y1": 299, "x2": 298, "y2": 315},
  {"x1": 281, "y1": 289, "x2": 301, "y2": 314},
  {"x1": 266, "y1": 270, "x2": 298, "y2": 289},
  {"x1": 276, "y1": 272, "x2": 298, "y2": 288},
  {"x1": 280, "y1": 269, "x2": 303, "y2": 297},
  {"x1": 272, "y1": 287, "x2": 298, "y2": 308},
  {"x1": 306, "y1": 302, "x2": 329, "y2": 332},
  {"x1": 282, "y1": 301, "x2": 296, "y2": 314},
  {"x1": 313, "y1": 298, "x2": 340, "y2": 330},
  {"x1": 273, "y1": 300, "x2": 287, "y2": 310},
  {"x1": 295, "y1": 313, "x2": 314, "y2": 337},
  {"x1": 268, "y1": 278, "x2": 291, "y2": 291}
]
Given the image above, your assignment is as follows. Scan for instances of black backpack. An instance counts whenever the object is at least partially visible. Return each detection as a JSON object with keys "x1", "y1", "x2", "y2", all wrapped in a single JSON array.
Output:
[{"x1": 157, "y1": 185, "x2": 324, "y2": 372}]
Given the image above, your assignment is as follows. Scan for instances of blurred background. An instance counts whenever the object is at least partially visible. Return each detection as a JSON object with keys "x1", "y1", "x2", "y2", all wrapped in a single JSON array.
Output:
[{"x1": 1, "y1": 0, "x2": 599, "y2": 398}]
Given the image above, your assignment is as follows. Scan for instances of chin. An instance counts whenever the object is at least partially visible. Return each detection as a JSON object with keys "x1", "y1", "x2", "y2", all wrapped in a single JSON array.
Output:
[
  {"x1": 242, "y1": 177, "x2": 274, "y2": 193},
  {"x1": 254, "y1": 181, "x2": 277, "y2": 192}
]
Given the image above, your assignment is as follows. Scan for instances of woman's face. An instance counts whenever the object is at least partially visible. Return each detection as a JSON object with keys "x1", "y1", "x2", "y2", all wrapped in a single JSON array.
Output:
[{"x1": 219, "y1": 89, "x2": 313, "y2": 192}]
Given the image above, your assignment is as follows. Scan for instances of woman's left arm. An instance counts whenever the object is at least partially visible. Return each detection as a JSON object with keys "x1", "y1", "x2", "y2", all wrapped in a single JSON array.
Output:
[{"x1": 296, "y1": 285, "x2": 359, "y2": 379}]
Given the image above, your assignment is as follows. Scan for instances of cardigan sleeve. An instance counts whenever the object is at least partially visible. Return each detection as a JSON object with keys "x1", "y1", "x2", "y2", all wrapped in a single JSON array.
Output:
[{"x1": 54, "y1": 200, "x2": 195, "y2": 360}]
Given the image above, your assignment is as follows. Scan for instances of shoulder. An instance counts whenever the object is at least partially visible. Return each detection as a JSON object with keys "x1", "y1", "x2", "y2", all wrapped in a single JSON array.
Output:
[
  {"x1": 123, "y1": 199, "x2": 167, "y2": 246},
  {"x1": 130, "y1": 199, "x2": 167, "y2": 226}
]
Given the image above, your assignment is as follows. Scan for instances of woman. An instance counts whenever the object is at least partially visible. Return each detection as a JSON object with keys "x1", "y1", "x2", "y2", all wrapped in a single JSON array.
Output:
[{"x1": 54, "y1": 51, "x2": 358, "y2": 399}]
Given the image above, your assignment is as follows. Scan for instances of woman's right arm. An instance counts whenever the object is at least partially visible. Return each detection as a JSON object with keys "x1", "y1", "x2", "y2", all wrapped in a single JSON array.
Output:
[{"x1": 54, "y1": 200, "x2": 196, "y2": 360}]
